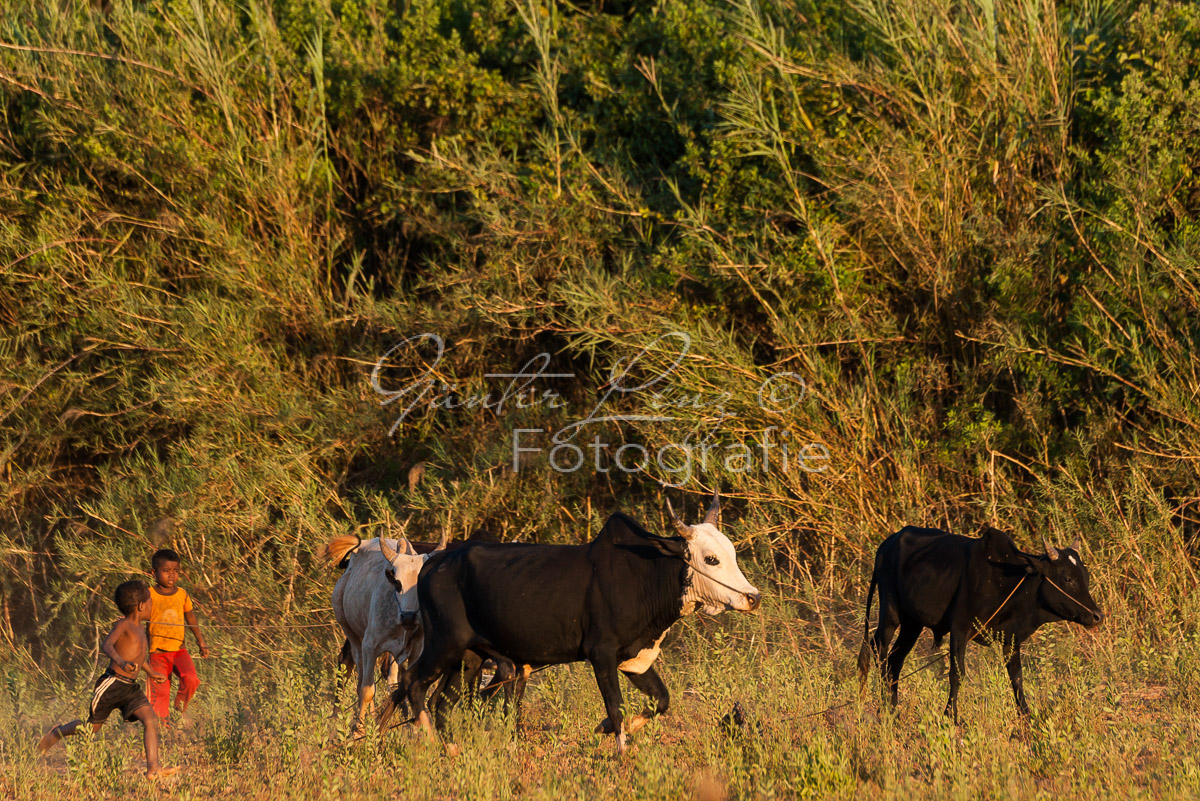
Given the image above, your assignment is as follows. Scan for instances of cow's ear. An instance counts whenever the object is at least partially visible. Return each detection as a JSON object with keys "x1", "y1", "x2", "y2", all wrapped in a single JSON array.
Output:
[
  {"x1": 981, "y1": 526, "x2": 1022, "y2": 564},
  {"x1": 1023, "y1": 556, "x2": 1050, "y2": 575},
  {"x1": 646, "y1": 535, "x2": 687, "y2": 558},
  {"x1": 638, "y1": 534, "x2": 686, "y2": 561}
]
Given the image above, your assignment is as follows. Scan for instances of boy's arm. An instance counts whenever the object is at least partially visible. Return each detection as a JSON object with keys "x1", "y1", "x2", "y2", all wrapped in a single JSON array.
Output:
[
  {"x1": 142, "y1": 659, "x2": 167, "y2": 682},
  {"x1": 184, "y1": 608, "x2": 209, "y2": 657}
]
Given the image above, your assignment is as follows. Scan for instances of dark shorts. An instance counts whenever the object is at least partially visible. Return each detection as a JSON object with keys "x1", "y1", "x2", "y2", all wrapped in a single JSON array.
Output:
[{"x1": 87, "y1": 671, "x2": 151, "y2": 724}]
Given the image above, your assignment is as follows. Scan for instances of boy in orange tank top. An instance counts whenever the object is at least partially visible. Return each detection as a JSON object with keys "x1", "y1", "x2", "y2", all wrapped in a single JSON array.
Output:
[{"x1": 147, "y1": 548, "x2": 209, "y2": 724}]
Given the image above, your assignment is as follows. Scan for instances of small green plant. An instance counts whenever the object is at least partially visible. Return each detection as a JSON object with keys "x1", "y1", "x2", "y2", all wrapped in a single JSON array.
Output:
[{"x1": 203, "y1": 703, "x2": 250, "y2": 766}]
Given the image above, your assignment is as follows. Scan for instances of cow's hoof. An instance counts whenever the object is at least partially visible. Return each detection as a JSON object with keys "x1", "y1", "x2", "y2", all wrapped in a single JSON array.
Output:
[
  {"x1": 615, "y1": 732, "x2": 627, "y2": 757},
  {"x1": 445, "y1": 743, "x2": 461, "y2": 757},
  {"x1": 595, "y1": 717, "x2": 616, "y2": 734}
]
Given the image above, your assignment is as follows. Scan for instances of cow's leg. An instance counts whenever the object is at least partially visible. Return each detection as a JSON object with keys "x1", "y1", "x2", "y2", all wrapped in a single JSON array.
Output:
[
  {"x1": 333, "y1": 637, "x2": 356, "y2": 717},
  {"x1": 589, "y1": 652, "x2": 627, "y2": 755},
  {"x1": 871, "y1": 597, "x2": 899, "y2": 699},
  {"x1": 503, "y1": 664, "x2": 520, "y2": 712},
  {"x1": 406, "y1": 673, "x2": 437, "y2": 738},
  {"x1": 392, "y1": 628, "x2": 421, "y2": 705},
  {"x1": 472, "y1": 653, "x2": 525, "y2": 719},
  {"x1": 497, "y1": 662, "x2": 519, "y2": 710},
  {"x1": 513, "y1": 664, "x2": 531, "y2": 720},
  {"x1": 354, "y1": 635, "x2": 381, "y2": 735},
  {"x1": 406, "y1": 646, "x2": 466, "y2": 739},
  {"x1": 479, "y1": 658, "x2": 517, "y2": 708},
  {"x1": 378, "y1": 664, "x2": 409, "y2": 726},
  {"x1": 338, "y1": 628, "x2": 365, "y2": 728},
  {"x1": 433, "y1": 659, "x2": 471, "y2": 724},
  {"x1": 381, "y1": 653, "x2": 396, "y2": 687},
  {"x1": 460, "y1": 651, "x2": 491, "y2": 707},
  {"x1": 439, "y1": 645, "x2": 507, "y2": 718},
  {"x1": 459, "y1": 652, "x2": 482, "y2": 698},
  {"x1": 487, "y1": 663, "x2": 533, "y2": 726},
  {"x1": 336, "y1": 639, "x2": 355, "y2": 691},
  {"x1": 464, "y1": 648, "x2": 524, "y2": 718},
  {"x1": 1003, "y1": 639, "x2": 1030, "y2": 717},
  {"x1": 407, "y1": 675, "x2": 440, "y2": 738},
  {"x1": 375, "y1": 639, "x2": 412, "y2": 726},
  {"x1": 885, "y1": 620, "x2": 921, "y2": 709},
  {"x1": 386, "y1": 653, "x2": 402, "y2": 692},
  {"x1": 944, "y1": 629, "x2": 968, "y2": 722},
  {"x1": 619, "y1": 665, "x2": 669, "y2": 734}
]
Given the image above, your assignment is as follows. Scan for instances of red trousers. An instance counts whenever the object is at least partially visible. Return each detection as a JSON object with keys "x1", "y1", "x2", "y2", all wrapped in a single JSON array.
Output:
[{"x1": 147, "y1": 647, "x2": 200, "y2": 719}]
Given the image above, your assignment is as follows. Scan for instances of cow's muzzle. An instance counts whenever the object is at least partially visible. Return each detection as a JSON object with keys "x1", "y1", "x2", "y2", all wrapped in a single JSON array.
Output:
[
  {"x1": 744, "y1": 592, "x2": 762, "y2": 612},
  {"x1": 1083, "y1": 608, "x2": 1103, "y2": 628}
]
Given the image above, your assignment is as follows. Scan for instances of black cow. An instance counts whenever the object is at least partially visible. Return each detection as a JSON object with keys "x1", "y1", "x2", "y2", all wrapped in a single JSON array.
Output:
[
  {"x1": 858, "y1": 525, "x2": 1103, "y2": 719},
  {"x1": 399, "y1": 495, "x2": 761, "y2": 754}
]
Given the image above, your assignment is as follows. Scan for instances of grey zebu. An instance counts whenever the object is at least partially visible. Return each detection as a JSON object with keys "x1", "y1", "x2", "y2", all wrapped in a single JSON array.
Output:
[{"x1": 324, "y1": 532, "x2": 445, "y2": 733}]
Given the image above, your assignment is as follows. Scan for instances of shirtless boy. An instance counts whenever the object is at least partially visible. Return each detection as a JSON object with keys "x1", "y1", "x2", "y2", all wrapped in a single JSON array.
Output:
[{"x1": 38, "y1": 580, "x2": 179, "y2": 779}]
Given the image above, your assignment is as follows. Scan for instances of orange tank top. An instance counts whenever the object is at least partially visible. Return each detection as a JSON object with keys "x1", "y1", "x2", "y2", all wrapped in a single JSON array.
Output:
[{"x1": 148, "y1": 586, "x2": 193, "y2": 652}]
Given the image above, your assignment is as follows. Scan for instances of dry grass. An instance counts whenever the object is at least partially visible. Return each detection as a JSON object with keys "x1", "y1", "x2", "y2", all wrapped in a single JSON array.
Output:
[{"x1": 4, "y1": 573, "x2": 1200, "y2": 800}]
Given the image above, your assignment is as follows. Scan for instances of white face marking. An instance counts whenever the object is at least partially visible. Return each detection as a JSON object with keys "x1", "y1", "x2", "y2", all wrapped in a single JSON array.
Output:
[
  {"x1": 679, "y1": 523, "x2": 759, "y2": 615},
  {"x1": 392, "y1": 553, "x2": 430, "y2": 612},
  {"x1": 1068, "y1": 554, "x2": 1078, "y2": 566},
  {"x1": 619, "y1": 630, "x2": 668, "y2": 674},
  {"x1": 365, "y1": 539, "x2": 427, "y2": 610}
]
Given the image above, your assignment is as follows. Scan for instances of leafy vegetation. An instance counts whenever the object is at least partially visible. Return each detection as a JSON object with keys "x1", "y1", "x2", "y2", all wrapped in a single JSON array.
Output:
[{"x1": 2, "y1": 0, "x2": 1199, "y2": 796}]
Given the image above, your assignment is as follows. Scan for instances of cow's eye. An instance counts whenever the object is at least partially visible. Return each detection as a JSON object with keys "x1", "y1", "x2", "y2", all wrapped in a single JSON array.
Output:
[{"x1": 704, "y1": 555, "x2": 720, "y2": 566}]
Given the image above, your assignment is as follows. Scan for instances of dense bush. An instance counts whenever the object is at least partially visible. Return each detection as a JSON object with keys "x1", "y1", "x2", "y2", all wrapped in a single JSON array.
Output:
[{"x1": 2, "y1": 0, "x2": 1199, "y2": 670}]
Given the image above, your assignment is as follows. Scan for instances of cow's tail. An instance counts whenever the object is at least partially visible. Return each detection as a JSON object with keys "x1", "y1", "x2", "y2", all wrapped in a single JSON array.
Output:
[
  {"x1": 324, "y1": 534, "x2": 362, "y2": 569},
  {"x1": 337, "y1": 639, "x2": 355, "y2": 671},
  {"x1": 856, "y1": 573, "x2": 878, "y2": 692}
]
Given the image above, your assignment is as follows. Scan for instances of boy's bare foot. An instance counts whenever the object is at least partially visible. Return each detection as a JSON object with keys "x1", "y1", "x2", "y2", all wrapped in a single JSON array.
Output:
[
  {"x1": 37, "y1": 725, "x2": 63, "y2": 754},
  {"x1": 146, "y1": 765, "x2": 182, "y2": 779}
]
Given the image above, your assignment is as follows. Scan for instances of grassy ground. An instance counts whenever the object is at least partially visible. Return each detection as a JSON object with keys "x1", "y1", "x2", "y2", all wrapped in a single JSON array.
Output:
[{"x1": 4, "y1": 570, "x2": 1199, "y2": 800}]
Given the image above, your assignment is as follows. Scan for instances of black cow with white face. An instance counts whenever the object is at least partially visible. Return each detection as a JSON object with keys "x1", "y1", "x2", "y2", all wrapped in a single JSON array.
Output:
[
  {"x1": 858, "y1": 525, "x2": 1103, "y2": 720},
  {"x1": 400, "y1": 493, "x2": 761, "y2": 754}
]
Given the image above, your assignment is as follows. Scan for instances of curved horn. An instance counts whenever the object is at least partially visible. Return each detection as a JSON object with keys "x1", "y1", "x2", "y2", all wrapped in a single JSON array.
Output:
[
  {"x1": 434, "y1": 529, "x2": 449, "y2": 552},
  {"x1": 1070, "y1": 535, "x2": 1081, "y2": 552},
  {"x1": 666, "y1": 496, "x2": 695, "y2": 540},
  {"x1": 379, "y1": 537, "x2": 399, "y2": 563},
  {"x1": 702, "y1": 488, "x2": 720, "y2": 527},
  {"x1": 1043, "y1": 537, "x2": 1059, "y2": 561}
]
